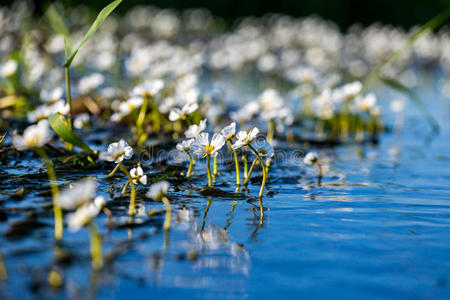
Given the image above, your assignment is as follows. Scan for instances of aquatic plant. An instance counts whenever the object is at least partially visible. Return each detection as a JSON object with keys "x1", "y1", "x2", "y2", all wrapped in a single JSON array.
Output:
[
  {"x1": 12, "y1": 120, "x2": 63, "y2": 240},
  {"x1": 191, "y1": 132, "x2": 226, "y2": 187}
]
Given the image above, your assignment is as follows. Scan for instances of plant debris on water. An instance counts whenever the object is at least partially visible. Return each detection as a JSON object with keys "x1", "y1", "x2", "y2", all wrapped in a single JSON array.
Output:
[{"x1": 1, "y1": 1, "x2": 450, "y2": 299}]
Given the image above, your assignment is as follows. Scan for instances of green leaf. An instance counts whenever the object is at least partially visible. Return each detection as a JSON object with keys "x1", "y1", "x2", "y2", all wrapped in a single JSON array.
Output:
[
  {"x1": 379, "y1": 76, "x2": 440, "y2": 133},
  {"x1": 364, "y1": 7, "x2": 450, "y2": 87},
  {"x1": 48, "y1": 113, "x2": 94, "y2": 153},
  {"x1": 44, "y1": 4, "x2": 71, "y2": 44},
  {"x1": 64, "y1": 0, "x2": 123, "y2": 68}
]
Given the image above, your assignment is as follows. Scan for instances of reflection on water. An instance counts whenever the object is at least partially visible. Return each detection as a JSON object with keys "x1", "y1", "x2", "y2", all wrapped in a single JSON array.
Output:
[{"x1": 1, "y1": 80, "x2": 450, "y2": 299}]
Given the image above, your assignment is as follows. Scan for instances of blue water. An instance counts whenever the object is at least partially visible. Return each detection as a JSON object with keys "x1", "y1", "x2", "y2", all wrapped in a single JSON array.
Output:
[{"x1": 0, "y1": 80, "x2": 449, "y2": 299}]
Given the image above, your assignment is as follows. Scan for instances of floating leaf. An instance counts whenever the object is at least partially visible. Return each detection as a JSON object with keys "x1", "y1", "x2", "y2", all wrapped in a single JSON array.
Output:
[
  {"x1": 379, "y1": 76, "x2": 440, "y2": 132},
  {"x1": 64, "y1": 0, "x2": 123, "y2": 68},
  {"x1": 48, "y1": 113, "x2": 94, "y2": 153}
]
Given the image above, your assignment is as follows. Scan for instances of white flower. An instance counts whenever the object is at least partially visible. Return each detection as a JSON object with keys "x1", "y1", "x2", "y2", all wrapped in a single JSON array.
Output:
[
  {"x1": 185, "y1": 119, "x2": 207, "y2": 138},
  {"x1": 390, "y1": 99, "x2": 406, "y2": 113},
  {"x1": 74, "y1": 113, "x2": 90, "y2": 129},
  {"x1": 59, "y1": 178, "x2": 98, "y2": 210},
  {"x1": 221, "y1": 122, "x2": 236, "y2": 141},
  {"x1": 176, "y1": 138, "x2": 194, "y2": 153},
  {"x1": 191, "y1": 132, "x2": 225, "y2": 158},
  {"x1": 146, "y1": 181, "x2": 170, "y2": 201},
  {"x1": 99, "y1": 139, "x2": 133, "y2": 163},
  {"x1": 231, "y1": 127, "x2": 259, "y2": 150},
  {"x1": 130, "y1": 166, "x2": 147, "y2": 185},
  {"x1": 258, "y1": 89, "x2": 284, "y2": 114},
  {"x1": 118, "y1": 97, "x2": 144, "y2": 115},
  {"x1": 1, "y1": 60, "x2": 18, "y2": 77},
  {"x1": 253, "y1": 139, "x2": 274, "y2": 157},
  {"x1": 132, "y1": 79, "x2": 164, "y2": 98},
  {"x1": 332, "y1": 81, "x2": 362, "y2": 103},
  {"x1": 40, "y1": 87, "x2": 63, "y2": 104},
  {"x1": 67, "y1": 196, "x2": 106, "y2": 232},
  {"x1": 168, "y1": 102, "x2": 199, "y2": 121},
  {"x1": 355, "y1": 93, "x2": 377, "y2": 112},
  {"x1": 303, "y1": 152, "x2": 318, "y2": 165},
  {"x1": 78, "y1": 73, "x2": 104, "y2": 94},
  {"x1": 13, "y1": 120, "x2": 52, "y2": 150}
]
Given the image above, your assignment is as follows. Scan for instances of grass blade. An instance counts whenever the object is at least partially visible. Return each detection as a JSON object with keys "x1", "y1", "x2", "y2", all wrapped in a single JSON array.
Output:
[
  {"x1": 64, "y1": 0, "x2": 122, "y2": 68},
  {"x1": 364, "y1": 7, "x2": 450, "y2": 87},
  {"x1": 48, "y1": 113, "x2": 94, "y2": 153},
  {"x1": 379, "y1": 76, "x2": 440, "y2": 132},
  {"x1": 44, "y1": 4, "x2": 71, "y2": 46}
]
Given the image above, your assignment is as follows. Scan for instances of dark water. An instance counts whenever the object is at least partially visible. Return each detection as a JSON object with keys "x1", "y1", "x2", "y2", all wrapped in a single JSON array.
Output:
[{"x1": 0, "y1": 79, "x2": 449, "y2": 299}]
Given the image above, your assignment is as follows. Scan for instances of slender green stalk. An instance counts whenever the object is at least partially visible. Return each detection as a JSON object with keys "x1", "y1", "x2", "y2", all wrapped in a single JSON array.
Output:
[
  {"x1": 243, "y1": 154, "x2": 248, "y2": 178},
  {"x1": 150, "y1": 97, "x2": 160, "y2": 132},
  {"x1": 186, "y1": 152, "x2": 194, "y2": 178},
  {"x1": 267, "y1": 120, "x2": 275, "y2": 143},
  {"x1": 88, "y1": 221, "x2": 103, "y2": 270},
  {"x1": 119, "y1": 163, "x2": 136, "y2": 216},
  {"x1": 64, "y1": 67, "x2": 73, "y2": 131},
  {"x1": 0, "y1": 252, "x2": 7, "y2": 281},
  {"x1": 37, "y1": 148, "x2": 63, "y2": 241},
  {"x1": 161, "y1": 196, "x2": 172, "y2": 231},
  {"x1": 136, "y1": 95, "x2": 148, "y2": 136},
  {"x1": 121, "y1": 180, "x2": 130, "y2": 194},
  {"x1": 213, "y1": 156, "x2": 218, "y2": 175},
  {"x1": 103, "y1": 162, "x2": 120, "y2": 179},
  {"x1": 248, "y1": 144, "x2": 268, "y2": 198},
  {"x1": 206, "y1": 155, "x2": 212, "y2": 187},
  {"x1": 243, "y1": 158, "x2": 258, "y2": 185},
  {"x1": 229, "y1": 141, "x2": 241, "y2": 186}
]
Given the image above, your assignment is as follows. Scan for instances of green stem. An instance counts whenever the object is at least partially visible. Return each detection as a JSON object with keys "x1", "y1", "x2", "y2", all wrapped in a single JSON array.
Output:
[
  {"x1": 213, "y1": 155, "x2": 218, "y2": 175},
  {"x1": 229, "y1": 141, "x2": 241, "y2": 186},
  {"x1": 161, "y1": 196, "x2": 172, "y2": 231},
  {"x1": 37, "y1": 148, "x2": 63, "y2": 241},
  {"x1": 187, "y1": 152, "x2": 194, "y2": 178},
  {"x1": 88, "y1": 221, "x2": 103, "y2": 270},
  {"x1": 243, "y1": 154, "x2": 248, "y2": 179},
  {"x1": 119, "y1": 163, "x2": 136, "y2": 216},
  {"x1": 267, "y1": 119, "x2": 275, "y2": 143},
  {"x1": 248, "y1": 144, "x2": 268, "y2": 198},
  {"x1": 103, "y1": 163, "x2": 120, "y2": 179},
  {"x1": 206, "y1": 155, "x2": 212, "y2": 187},
  {"x1": 243, "y1": 158, "x2": 258, "y2": 185},
  {"x1": 150, "y1": 97, "x2": 160, "y2": 132},
  {"x1": 136, "y1": 95, "x2": 148, "y2": 136},
  {"x1": 121, "y1": 180, "x2": 130, "y2": 194},
  {"x1": 64, "y1": 67, "x2": 73, "y2": 131}
]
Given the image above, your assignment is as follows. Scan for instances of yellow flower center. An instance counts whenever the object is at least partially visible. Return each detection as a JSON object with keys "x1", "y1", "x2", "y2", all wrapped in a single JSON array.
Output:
[{"x1": 203, "y1": 144, "x2": 215, "y2": 156}]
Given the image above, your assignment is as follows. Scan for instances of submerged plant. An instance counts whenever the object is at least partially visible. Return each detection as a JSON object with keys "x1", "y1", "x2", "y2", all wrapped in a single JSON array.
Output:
[
  {"x1": 191, "y1": 132, "x2": 225, "y2": 187},
  {"x1": 146, "y1": 181, "x2": 171, "y2": 231},
  {"x1": 12, "y1": 120, "x2": 63, "y2": 240}
]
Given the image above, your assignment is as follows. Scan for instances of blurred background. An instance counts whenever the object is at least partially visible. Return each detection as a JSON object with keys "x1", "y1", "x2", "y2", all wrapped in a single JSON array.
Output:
[{"x1": 1, "y1": 0, "x2": 449, "y2": 29}]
